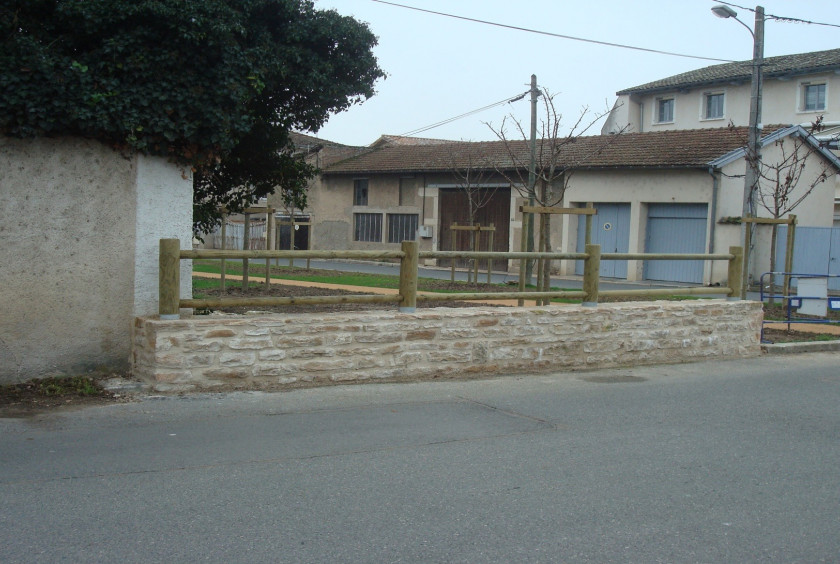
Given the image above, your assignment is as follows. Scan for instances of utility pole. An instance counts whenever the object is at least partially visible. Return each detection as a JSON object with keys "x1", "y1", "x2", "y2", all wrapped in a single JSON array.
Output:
[
  {"x1": 526, "y1": 74, "x2": 538, "y2": 282},
  {"x1": 712, "y1": 3, "x2": 765, "y2": 298},
  {"x1": 742, "y1": 5, "x2": 764, "y2": 297}
]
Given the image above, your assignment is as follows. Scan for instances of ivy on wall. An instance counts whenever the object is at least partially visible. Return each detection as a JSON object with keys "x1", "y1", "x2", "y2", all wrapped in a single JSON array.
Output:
[{"x1": 0, "y1": 0, "x2": 384, "y2": 233}]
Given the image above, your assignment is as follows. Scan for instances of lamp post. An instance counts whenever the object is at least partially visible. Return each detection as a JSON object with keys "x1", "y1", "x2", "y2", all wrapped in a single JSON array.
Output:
[{"x1": 712, "y1": 4, "x2": 764, "y2": 298}]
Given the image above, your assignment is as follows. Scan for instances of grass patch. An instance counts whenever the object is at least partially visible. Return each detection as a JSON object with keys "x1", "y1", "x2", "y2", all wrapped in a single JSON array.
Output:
[
  {"x1": 33, "y1": 375, "x2": 101, "y2": 396},
  {"x1": 0, "y1": 374, "x2": 122, "y2": 417}
]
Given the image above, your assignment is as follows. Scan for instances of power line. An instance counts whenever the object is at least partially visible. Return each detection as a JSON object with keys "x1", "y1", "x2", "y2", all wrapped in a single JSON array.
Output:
[
  {"x1": 371, "y1": 0, "x2": 735, "y2": 63},
  {"x1": 399, "y1": 91, "x2": 529, "y2": 137},
  {"x1": 713, "y1": 1, "x2": 840, "y2": 29}
]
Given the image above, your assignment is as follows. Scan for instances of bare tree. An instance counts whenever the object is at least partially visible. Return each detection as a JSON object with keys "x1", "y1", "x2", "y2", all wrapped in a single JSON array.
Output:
[
  {"x1": 447, "y1": 146, "x2": 499, "y2": 283},
  {"x1": 487, "y1": 88, "x2": 626, "y2": 293},
  {"x1": 753, "y1": 118, "x2": 836, "y2": 275}
]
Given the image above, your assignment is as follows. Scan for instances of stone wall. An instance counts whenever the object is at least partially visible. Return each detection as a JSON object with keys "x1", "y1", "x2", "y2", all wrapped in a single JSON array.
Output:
[{"x1": 133, "y1": 301, "x2": 763, "y2": 391}]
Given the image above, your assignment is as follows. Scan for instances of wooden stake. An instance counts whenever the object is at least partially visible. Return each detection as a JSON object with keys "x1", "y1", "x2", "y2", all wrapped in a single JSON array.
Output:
[
  {"x1": 159, "y1": 238, "x2": 181, "y2": 319},
  {"x1": 399, "y1": 240, "x2": 418, "y2": 312}
]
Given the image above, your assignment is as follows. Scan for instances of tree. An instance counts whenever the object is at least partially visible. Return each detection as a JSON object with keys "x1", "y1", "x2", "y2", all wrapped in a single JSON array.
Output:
[
  {"x1": 0, "y1": 0, "x2": 384, "y2": 234},
  {"x1": 447, "y1": 145, "x2": 499, "y2": 283},
  {"x1": 725, "y1": 119, "x2": 837, "y2": 282},
  {"x1": 753, "y1": 119, "x2": 836, "y2": 277},
  {"x1": 487, "y1": 88, "x2": 624, "y2": 294}
]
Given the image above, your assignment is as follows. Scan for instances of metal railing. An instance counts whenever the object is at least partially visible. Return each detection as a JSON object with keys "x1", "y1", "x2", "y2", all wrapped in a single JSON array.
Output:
[
  {"x1": 759, "y1": 272, "x2": 840, "y2": 338},
  {"x1": 159, "y1": 239, "x2": 743, "y2": 318}
]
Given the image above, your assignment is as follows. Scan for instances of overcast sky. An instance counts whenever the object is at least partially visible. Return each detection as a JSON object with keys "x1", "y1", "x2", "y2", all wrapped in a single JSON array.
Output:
[{"x1": 309, "y1": 0, "x2": 839, "y2": 147}]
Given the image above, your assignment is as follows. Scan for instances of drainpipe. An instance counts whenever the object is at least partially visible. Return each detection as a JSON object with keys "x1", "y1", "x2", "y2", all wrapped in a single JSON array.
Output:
[
  {"x1": 638, "y1": 102, "x2": 644, "y2": 133},
  {"x1": 422, "y1": 173, "x2": 427, "y2": 224},
  {"x1": 708, "y1": 166, "x2": 720, "y2": 283}
]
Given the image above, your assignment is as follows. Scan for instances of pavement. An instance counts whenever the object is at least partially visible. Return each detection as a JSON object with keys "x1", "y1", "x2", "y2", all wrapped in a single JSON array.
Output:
[{"x1": 2, "y1": 353, "x2": 839, "y2": 563}]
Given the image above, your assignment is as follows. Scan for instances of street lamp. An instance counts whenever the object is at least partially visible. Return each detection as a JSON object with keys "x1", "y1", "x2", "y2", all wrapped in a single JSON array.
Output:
[{"x1": 712, "y1": 4, "x2": 765, "y2": 298}]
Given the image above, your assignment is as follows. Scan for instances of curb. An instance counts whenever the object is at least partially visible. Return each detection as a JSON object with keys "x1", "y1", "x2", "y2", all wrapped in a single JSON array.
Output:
[{"x1": 762, "y1": 340, "x2": 840, "y2": 355}]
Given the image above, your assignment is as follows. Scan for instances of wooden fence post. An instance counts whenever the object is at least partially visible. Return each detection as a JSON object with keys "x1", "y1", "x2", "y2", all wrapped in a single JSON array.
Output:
[
  {"x1": 450, "y1": 222, "x2": 457, "y2": 282},
  {"x1": 159, "y1": 238, "x2": 181, "y2": 319},
  {"x1": 242, "y1": 212, "x2": 250, "y2": 289},
  {"x1": 220, "y1": 219, "x2": 227, "y2": 291},
  {"x1": 741, "y1": 216, "x2": 751, "y2": 299},
  {"x1": 399, "y1": 240, "x2": 418, "y2": 313},
  {"x1": 473, "y1": 223, "x2": 480, "y2": 284},
  {"x1": 727, "y1": 246, "x2": 743, "y2": 301},
  {"x1": 583, "y1": 243, "x2": 600, "y2": 306},
  {"x1": 783, "y1": 215, "x2": 797, "y2": 299},
  {"x1": 487, "y1": 224, "x2": 495, "y2": 284}
]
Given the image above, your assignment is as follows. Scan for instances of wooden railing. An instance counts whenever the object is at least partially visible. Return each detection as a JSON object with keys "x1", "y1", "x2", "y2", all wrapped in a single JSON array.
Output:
[{"x1": 159, "y1": 239, "x2": 743, "y2": 319}]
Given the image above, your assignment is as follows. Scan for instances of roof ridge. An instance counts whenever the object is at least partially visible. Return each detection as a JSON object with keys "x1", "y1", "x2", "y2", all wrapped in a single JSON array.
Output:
[{"x1": 617, "y1": 47, "x2": 840, "y2": 95}]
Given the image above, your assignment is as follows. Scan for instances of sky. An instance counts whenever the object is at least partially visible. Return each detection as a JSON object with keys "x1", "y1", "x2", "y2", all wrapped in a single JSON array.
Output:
[{"x1": 310, "y1": 0, "x2": 839, "y2": 147}]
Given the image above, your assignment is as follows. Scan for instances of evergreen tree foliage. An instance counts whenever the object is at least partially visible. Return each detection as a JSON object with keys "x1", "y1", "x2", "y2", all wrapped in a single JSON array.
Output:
[{"x1": 0, "y1": 0, "x2": 383, "y2": 233}]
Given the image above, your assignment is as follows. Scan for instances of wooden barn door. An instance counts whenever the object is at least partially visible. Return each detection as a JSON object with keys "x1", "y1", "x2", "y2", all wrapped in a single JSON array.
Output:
[{"x1": 439, "y1": 188, "x2": 510, "y2": 271}]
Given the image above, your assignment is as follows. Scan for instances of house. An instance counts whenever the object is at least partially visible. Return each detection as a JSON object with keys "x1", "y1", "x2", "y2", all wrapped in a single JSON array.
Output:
[
  {"x1": 287, "y1": 124, "x2": 839, "y2": 287},
  {"x1": 601, "y1": 48, "x2": 840, "y2": 140},
  {"x1": 601, "y1": 47, "x2": 840, "y2": 226}
]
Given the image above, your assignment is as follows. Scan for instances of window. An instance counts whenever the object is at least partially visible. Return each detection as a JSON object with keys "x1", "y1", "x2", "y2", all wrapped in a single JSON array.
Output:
[
  {"x1": 387, "y1": 214, "x2": 418, "y2": 243},
  {"x1": 656, "y1": 97, "x2": 674, "y2": 123},
  {"x1": 398, "y1": 177, "x2": 415, "y2": 206},
  {"x1": 354, "y1": 213, "x2": 381, "y2": 242},
  {"x1": 704, "y1": 92, "x2": 724, "y2": 119},
  {"x1": 803, "y1": 83, "x2": 826, "y2": 112},
  {"x1": 353, "y1": 179, "x2": 368, "y2": 206}
]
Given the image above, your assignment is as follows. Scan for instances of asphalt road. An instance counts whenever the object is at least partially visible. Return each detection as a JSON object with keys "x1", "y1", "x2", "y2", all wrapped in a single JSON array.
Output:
[{"x1": 2, "y1": 353, "x2": 838, "y2": 563}]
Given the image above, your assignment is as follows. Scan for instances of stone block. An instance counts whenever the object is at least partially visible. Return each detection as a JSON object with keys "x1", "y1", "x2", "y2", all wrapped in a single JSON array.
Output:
[
  {"x1": 228, "y1": 337, "x2": 272, "y2": 350},
  {"x1": 219, "y1": 352, "x2": 256, "y2": 367}
]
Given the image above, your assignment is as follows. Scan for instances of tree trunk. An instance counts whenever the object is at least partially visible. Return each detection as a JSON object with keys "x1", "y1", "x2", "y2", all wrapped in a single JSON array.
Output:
[{"x1": 769, "y1": 223, "x2": 778, "y2": 304}]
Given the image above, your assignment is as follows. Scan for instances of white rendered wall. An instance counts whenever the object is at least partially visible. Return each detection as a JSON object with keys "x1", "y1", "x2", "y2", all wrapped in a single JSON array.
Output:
[
  {"x1": 0, "y1": 136, "x2": 192, "y2": 383},
  {"x1": 134, "y1": 154, "x2": 193, "y2": 316}
]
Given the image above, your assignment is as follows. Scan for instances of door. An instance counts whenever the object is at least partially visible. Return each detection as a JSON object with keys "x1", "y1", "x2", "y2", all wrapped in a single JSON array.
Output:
[
  {"x1": 644, "y1": 204, "x2": 708, "y2": 283},
  {"x1": 775, "y1": 225, "x2": 840, "y2": 291},
  {"x1": 575, "y1": 203, "x2": 631, "y2": 278},
  {"x1": 277, "y1": 215, "x2": 310, "y2": 251},
  {"x1": 439, "y1": 188, "x2": 511, "y2": 271}
]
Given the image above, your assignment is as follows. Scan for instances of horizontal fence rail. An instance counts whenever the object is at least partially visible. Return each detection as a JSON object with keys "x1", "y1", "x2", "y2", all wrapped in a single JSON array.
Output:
[
  {"x1": 160, "y1": 239, "x2": 743, "y2": 318},
  {"x1": 602, "y1": 253, "x2": 734, "y2": 261},
  {"x1": 183, "y1": 249, "x2": 405, "y2": 260}
]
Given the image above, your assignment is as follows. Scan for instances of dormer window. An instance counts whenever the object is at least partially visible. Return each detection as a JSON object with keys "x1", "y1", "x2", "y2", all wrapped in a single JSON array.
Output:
[
  {"x1": 802, "y1": 82, "x2": 826, "y2": 112},
  {"x1": 703, "y1": 92, "x2": 725, "y2": 120},
  {"x1": 655, "y1": 97, "x2": 674, "y2": 124}
]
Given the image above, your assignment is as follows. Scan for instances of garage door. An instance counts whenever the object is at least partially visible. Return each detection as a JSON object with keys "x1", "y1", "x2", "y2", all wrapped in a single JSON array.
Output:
[
  {"x1": 644, "y1": 204, "x2": 708, "y2": 283},
  {"x1": 575, "y1": 203, "x2": 630, "y2": 278}
]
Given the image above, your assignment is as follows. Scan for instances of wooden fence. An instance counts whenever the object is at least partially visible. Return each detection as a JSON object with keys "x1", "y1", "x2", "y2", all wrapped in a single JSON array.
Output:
[{"x1": 159, "y1": 239, "x2": 742, "y2": 319}]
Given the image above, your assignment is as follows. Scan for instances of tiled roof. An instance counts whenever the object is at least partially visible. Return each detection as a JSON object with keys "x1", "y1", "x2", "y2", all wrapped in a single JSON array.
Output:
[
  {"x1": 617, "y1": 48, "x2": 840, "y2": 95},
  {"x1": 371, "y1": 135, "x2": 454, "y2": 147},
  {"x1": 322, "y1": 126, "x2": 788, "y2": 175}
]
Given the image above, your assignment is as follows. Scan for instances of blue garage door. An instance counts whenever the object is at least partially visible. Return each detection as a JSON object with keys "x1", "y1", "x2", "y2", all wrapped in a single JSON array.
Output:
[
  {"x1": 644, "y1": 204, "x2": 708, "y2": 283},
  {"x1": 575, "y1": 203, "x2": 630, "y2": 278},
  {"x1": 774, "y1": 225, "x2": 840, "y2": 291}
]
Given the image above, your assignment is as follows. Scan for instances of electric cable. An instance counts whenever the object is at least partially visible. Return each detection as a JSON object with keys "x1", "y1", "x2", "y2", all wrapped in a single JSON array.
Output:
[{"x1": 371, "y1": 0, "x2": 736, "y2": 63}]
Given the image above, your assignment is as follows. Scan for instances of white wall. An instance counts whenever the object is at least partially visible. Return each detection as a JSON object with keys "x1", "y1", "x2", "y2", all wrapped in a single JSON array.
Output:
[
  {"x1": 605, "y1": 72, "x2": 839, "y2": 133},
  {"x1": 134, "y1": 154, "x2": 193, "y2": 316},
  {"x1": 561, "y1": 169, "x2": 718, "y2": 282},
  {"x1": 0, "y1": 136, "x2": 192, "y2": 383}
]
